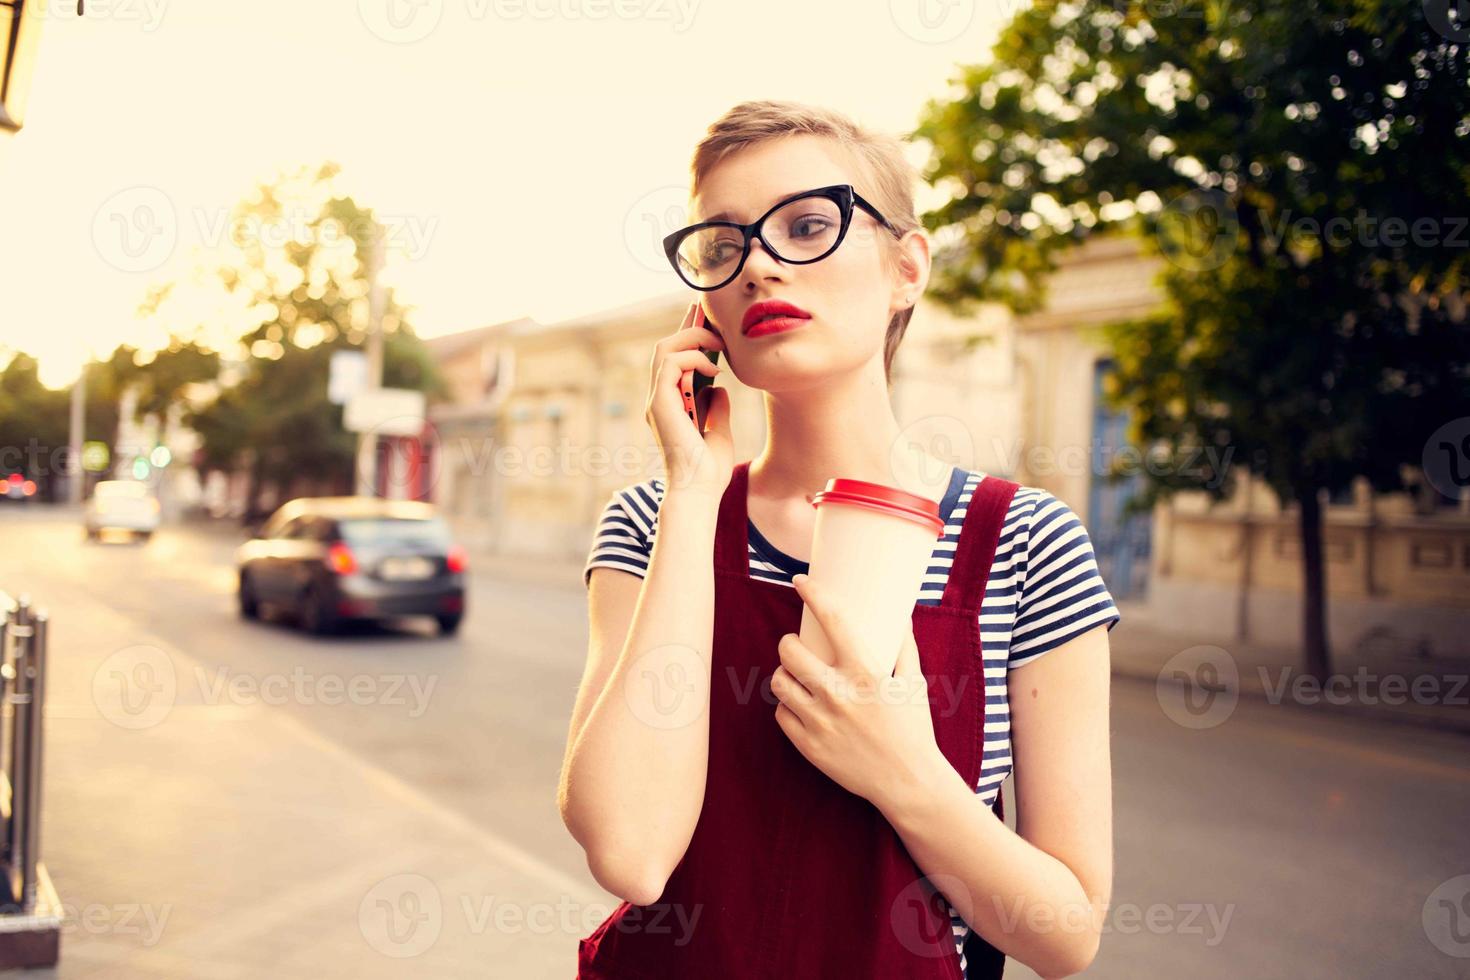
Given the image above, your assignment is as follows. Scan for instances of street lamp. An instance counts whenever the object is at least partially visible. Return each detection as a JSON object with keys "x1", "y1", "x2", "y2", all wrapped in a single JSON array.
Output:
[
  {"x1": 0, "y1": 0, "x2": 37, "y2": 133},
  {"x1": 0, "y1": 0, "x2": 68, "y2": 134}
]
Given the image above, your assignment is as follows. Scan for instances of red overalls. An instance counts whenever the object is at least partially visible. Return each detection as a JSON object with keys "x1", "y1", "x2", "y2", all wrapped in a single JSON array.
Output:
[{"x1": 578, "y1": 460, "x2": 1019, "y2": 979}]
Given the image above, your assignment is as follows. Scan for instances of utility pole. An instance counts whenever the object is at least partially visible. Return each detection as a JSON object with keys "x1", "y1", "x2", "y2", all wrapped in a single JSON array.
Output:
[
  {"x1": 354, "y1": 232, "x2": 387, "y2": 496},
  {"x1": 67, "y1": 361, "x2": 85, "y2": 505}
]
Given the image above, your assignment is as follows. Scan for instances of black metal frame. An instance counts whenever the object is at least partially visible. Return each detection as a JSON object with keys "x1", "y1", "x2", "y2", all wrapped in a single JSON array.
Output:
[
  {"x1": 0, "y1": 593, "x2": 47, "y2": 914},
  {"x1": 661, "y1": 183, "x2": 900, "y2": 291},
  {"x1": 0, "y1": 1, "x2": 22, "y2": 131},
  {"x1": 0, "y1": 0, "x2": 81, "y2": 132}
]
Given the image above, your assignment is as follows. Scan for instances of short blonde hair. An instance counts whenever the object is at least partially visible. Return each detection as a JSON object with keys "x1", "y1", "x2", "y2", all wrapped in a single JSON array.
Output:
[{"x1": 688, "y1": 100, "x2": 921, "y2": 385}]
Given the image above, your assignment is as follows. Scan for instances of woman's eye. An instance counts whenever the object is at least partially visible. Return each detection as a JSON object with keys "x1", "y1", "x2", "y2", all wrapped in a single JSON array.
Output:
[
  {"x1": 701, "y1": 240, "x2": 741, "y2": 265},
  {"x1": 790, "y1": 217, "x2": 832, "y2": 238}
]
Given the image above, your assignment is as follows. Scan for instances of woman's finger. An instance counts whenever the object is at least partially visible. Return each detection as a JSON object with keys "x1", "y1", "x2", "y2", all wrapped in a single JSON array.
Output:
[
  {"x1": 791, "y1": 574, "x2": 861, "y2": 674},
  {"x1": 777, "y1": 630, "x2": 833, "y2": 693},
  {"x1": 655, "y1": 351, "x2": 721, "y2": 406},
  {"x1": 657, "y1": 304, "x2": 724, "y2": 350},
  {"x1": 771, "y1": 664, "x2": 817, "y2": 709},
  {"x1": 774, "y1": 700, "x2": 806, "y2": 733}
]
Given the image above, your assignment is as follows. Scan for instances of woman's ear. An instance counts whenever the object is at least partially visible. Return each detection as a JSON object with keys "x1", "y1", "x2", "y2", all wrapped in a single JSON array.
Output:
[{"x1": 889, "y1": 228, "x2": 931, "y2": 310}]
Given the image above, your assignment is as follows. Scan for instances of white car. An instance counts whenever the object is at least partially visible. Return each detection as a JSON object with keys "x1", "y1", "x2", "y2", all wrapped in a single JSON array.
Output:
[{"x1": 85, "y1": 481, "x2": 161, "y2": 540}]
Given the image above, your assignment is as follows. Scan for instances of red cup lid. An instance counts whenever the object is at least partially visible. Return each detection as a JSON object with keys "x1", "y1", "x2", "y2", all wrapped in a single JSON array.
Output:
[{"x1": 810, "y1": 477, "x2": 944, "y2": 536}]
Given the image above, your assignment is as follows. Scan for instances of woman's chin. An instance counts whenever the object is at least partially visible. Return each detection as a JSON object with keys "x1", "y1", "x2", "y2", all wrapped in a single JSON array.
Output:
[{"x1": 743, "y1": 357, "x2": 862, "y2": 393}]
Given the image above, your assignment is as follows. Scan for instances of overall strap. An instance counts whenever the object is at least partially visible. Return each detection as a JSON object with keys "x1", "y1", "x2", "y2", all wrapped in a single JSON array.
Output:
[
  {"x1": 712, "y1": 461, "x2": 753, "y2": 576},
  {"x1": 939, "y1": 473, "x2": 1020, "y2": 614}
]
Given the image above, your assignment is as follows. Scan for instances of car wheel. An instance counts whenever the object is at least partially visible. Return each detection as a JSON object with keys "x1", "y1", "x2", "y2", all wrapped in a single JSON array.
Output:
[
  {"x1": 238, "y1": 573, "x2": 260, "y2": 620},
  {"x1": 435, "y1": 614, "x2": 463, "y2": 636},
  {"x1": 300, "y1": 586, "x2": 338, "y2": 636}
]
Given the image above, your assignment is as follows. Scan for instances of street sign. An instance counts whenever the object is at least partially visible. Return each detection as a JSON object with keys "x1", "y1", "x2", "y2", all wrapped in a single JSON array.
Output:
[
  {"x1": 328, "y1": 350, "x2": 370, "y2": 405},
  {"x1": 344, "y1": 388, "x2": 425, "y2": 437}
]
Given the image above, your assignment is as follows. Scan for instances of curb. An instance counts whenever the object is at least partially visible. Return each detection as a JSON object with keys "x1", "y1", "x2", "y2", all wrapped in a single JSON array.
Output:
[{"x1": 1112, "y1": 661, "x2": 1470, "y2": 738}]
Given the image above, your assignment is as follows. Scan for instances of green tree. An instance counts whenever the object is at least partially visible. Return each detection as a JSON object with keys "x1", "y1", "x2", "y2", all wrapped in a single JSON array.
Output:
[
  {"x1": 142, "y1": 340, "x2": 221, "y2": 418},
  {"x1": 186, "y1": 163, "x2": 446, "y2": 517},
  {"x1": 0, "y1": 352, "x2": 68, "y2": 497},
  {"x1": 914, "y1": 0, "x2": 1470, "y2": 680},
  {"x1": 0, "y1": 334, "x2": 217, "y2": 500}
]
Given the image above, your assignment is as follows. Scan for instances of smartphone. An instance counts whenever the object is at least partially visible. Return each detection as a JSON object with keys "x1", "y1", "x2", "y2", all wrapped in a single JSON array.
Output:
[{"x1": 683, "y1": 306, "x2": 722, "y2": 432}]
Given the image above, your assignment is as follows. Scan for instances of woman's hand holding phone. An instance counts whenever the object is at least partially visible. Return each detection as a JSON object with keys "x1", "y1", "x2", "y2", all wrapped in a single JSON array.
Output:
[{"x1": 645, "y1": 302, "x2": 733, "y2": 497}]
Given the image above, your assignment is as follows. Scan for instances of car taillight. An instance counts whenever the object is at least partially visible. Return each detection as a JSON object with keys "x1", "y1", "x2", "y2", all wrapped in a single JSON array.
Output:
[
  {"x1": 446, "y1": 544, "x2": 467, "y2": 574},
  {"x1": 325, "y1": 542, "x2": 358, "y2": 575}
]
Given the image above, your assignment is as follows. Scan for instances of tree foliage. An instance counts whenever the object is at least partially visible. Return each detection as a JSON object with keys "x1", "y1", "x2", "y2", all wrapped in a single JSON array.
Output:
[{"x1": 913, "y1": 0, "x2": 1470, "y2": 673}]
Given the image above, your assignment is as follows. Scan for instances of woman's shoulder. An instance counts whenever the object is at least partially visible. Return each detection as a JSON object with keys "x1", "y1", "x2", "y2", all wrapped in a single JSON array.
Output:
[
  {"x1": 603, "y1": 476, "x2": 669, "y2": 534},
  {"x1": 954, "y1": 469, "x2": 1060, "y2": 533},
  {"x1": 971, "y1": 477, "x2": 1121, "y2": 667},
  {"x1": 583, "y1": 476, "x2": 669, "y2": 585}
]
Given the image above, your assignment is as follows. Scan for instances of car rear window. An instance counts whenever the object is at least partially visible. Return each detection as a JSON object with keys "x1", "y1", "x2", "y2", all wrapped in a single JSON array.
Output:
[
  {"x1": 337, "y1": 517, "x2": 452, "y2": 546},
  {"x1": 96, "y1": 482, "x2": 149, "y2": 498}
]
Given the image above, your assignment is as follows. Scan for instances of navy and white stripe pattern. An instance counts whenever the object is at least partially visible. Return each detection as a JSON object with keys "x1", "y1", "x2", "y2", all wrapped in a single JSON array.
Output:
[{"x1": 583, "y1": 468, "x2": 1121, "y2": 974}]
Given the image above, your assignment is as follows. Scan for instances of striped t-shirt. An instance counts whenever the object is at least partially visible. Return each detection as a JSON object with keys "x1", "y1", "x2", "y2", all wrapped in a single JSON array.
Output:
[{"x1": 583, "y1": 465, "x2": 1121, "y2": 974}]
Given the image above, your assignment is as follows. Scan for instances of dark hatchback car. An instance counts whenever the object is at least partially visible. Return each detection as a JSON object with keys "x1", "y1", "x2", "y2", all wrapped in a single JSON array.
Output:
[{"x1": 237, "y1": 498, "x2": 466, "y2": 636}]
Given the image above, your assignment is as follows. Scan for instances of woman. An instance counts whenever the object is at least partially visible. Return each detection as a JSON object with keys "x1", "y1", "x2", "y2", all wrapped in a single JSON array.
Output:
[{"x1": 559, "y1": 100, "x2": 1118, "y2": 979}]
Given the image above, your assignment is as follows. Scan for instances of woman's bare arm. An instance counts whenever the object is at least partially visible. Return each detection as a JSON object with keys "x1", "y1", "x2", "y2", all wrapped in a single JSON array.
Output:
[
  {"x1": 878, "y1": 623, "x2": 1114, "y2": 978},
  {"x1": 557, "y1": 486, "x2": 723, "y2": 906}
]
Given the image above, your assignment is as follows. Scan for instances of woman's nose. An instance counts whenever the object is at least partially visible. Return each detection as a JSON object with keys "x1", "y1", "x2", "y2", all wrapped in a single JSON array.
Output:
[{"x1": 741, "y1": 236, "x2": 786, "y2": 282}]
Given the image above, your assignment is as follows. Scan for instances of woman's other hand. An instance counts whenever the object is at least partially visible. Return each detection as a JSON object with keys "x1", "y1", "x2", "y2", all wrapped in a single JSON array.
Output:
[{"x1": 645, "y1": 302, "x2": 734, "y2": 497}]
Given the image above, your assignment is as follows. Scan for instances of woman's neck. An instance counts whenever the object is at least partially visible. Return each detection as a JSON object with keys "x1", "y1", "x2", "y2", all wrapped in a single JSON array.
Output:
[{"x1": 749, "y1": 360, "x2": 955, "y2": 506}]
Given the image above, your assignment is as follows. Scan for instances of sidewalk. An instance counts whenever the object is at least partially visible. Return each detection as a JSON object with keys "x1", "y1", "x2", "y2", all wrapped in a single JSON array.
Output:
[
  {"x1": 1108, "y1": 600, "x2": 1470, "y2": 735},
  {"x1": 505, "y1": 547, "x2": 1470, "y2": 736},
  {"x1": 31, "y1": 572, "x2": 607, "y2": 979}
]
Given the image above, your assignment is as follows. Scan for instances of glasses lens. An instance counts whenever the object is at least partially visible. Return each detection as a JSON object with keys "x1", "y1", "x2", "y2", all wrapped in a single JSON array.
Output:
[
  {"x1": 764, "y1": 194, "x2": 843, "y2": 261},
  {"x1": 675, "y1": 225, "x2": 745, "y2": 288}
]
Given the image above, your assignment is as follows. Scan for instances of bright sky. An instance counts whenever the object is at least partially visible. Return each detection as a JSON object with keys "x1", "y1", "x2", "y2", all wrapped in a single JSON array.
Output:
[{"x1": 0, "y1": 0, "x2": 1011, "y2": 387}]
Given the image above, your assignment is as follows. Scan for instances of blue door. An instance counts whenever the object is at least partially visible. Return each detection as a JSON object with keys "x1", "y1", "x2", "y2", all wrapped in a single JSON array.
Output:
[{"x1": 1087, "y1": 358, "x2": 1152, "y2": 600}]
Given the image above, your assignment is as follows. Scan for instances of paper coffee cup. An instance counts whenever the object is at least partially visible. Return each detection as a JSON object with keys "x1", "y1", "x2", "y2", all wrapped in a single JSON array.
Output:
[{"x1": 797, "y1": 477, "x2": 945, "y2": 677}]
